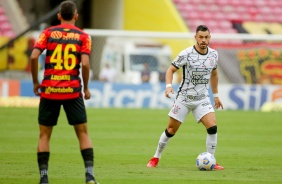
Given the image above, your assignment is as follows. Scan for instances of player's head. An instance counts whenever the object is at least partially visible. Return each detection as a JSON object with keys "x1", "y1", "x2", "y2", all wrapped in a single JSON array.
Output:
[
  {"x1": 194, "y1": 25, "x2": 211, "y2": 51},
  {"x1": 58, "y1": 0, "x2": 78, "y2": 22}
]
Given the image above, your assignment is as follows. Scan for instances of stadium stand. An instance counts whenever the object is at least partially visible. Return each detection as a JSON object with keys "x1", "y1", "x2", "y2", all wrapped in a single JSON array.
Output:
[
  {"x1": 0, "y1": 5, "x2": 15, "y2": 37},
  {"x1": 173, "y1": 0, "x2": 282, "y2": 34},
  {"x1": 0, "y1": 0, "x2": 29, "y2": 37},
  {"x1": 173, "y1": 0, "x2": 282, "y2": 85}
]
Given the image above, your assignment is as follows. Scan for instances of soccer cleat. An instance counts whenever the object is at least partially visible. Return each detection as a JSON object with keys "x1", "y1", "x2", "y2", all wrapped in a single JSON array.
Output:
[
  {"x1": 147, "y1": 157, "x2": 159, "y2": 167},
  {"x1": 86, "y1": 180, "x2": 99, "y2": 184},
  {"x1": 214, "y1": 163, "x2": 224, "y2": 170},
  {"x1": 39, "y1": 174, "x2": 48, "y2": 184},
  {"x1": 86, "y1": 173, "x2": 99, "y2": 184}
]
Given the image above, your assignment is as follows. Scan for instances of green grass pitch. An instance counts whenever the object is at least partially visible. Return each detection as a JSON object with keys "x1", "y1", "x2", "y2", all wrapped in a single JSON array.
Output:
[{"x1": 0, "y1": 107, "x2": 282, "y2": 184}]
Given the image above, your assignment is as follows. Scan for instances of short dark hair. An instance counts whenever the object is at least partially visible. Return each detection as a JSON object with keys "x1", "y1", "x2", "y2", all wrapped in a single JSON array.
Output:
[
  {"x1": 59, "y1": 0, "x2": 77, "y2": 21},
  {"x1": 196, "y1": 25, "x2": 210, "y2": 33}
]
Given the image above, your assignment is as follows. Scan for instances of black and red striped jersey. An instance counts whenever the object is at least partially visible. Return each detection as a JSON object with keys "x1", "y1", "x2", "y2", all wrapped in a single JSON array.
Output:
[{"x1": 34, "y1": 24, "x2": 92, "y2": 100}]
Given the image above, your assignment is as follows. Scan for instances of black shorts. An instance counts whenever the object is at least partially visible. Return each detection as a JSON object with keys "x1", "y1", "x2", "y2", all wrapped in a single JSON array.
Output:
[{"x1": 38, "y1": 96, "x2": 87, "y2": 126}]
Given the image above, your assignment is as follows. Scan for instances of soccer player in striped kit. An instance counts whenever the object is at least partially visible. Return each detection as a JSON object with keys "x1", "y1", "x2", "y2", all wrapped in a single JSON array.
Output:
[
  {"x1": 147, "y1": 25, "x2": 224, "y2": 170},
  {"x1": 30, "y1": 1, "x2": 99, "y2": 183}
]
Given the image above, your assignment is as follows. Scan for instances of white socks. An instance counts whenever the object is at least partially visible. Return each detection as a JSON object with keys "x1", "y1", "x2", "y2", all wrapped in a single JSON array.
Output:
[
  {"x1": 153, "y1": 131, "x2": 171, "y2": 158},
  {"x1": 206, "y1": 133, "x2": 217, "y2": 155},
  {"x1": 152, "y1": 132, "x2": 217, "y2": 158}
]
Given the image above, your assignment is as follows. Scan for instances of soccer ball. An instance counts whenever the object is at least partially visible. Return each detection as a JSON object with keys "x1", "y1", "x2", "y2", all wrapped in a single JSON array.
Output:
[{"x1": 196, "y1": 152, "x2": 216, "y2": 171}]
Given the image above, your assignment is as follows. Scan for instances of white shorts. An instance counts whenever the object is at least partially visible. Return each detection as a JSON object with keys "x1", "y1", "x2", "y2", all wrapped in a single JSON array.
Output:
[{"x1": 168, "y1": 96, "x2": 214, "y2": 123}]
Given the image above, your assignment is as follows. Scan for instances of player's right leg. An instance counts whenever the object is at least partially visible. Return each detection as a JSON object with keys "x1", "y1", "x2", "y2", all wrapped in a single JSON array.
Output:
[
  {"x1": 37, "y1": 98, "x2": 61, "y2": 184},
  {"x1": 147, "y1": 102, "x2": 188, "y2": 168},
  {"x1": 147, "y1": 118, "x2": 181, "y2": 167},
  {"x1": 74, "y1": 123, "x2": 99, "y2": 184}
]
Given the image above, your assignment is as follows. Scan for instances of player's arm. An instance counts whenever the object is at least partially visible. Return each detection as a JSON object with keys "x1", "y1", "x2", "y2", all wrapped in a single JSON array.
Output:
[
  {"x1": 81, "y1": 34, "x2": 92, "y2": 100},
  {"x1": 30, "y1": 48, "x2": 42, "y2": 96},
  {"x1": 210, "y1": 68, "x2": 218, "y2": 94},
  {"x1": 210, "y1": 69, "x2": 223, "y2": 109},
  {"x1": 30, "y1": 30, "x2": 48, "y2": 96},
  {"x1": 165, "y1": 65, "x2": 178, "y2": 98},
  {"x1": 81, "y1": 54, "x2": 91, "y2": 100}
]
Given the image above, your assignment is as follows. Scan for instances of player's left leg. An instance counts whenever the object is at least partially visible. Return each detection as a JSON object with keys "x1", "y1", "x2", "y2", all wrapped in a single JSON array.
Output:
[
  {"x1": 200, "y1": 112, "x2": 224, "y2": 170},
  {"x1": 74, "y1": 123, "x2": 99, "y2": 183},
  {"x1": 200, "y1": 112, "x2": 217, "y2": 155},
  {"x1": 64, "y1": 97, "x2": 99, "y2": 184},
  {"x1": 194, "y1": 97, "x2": 224, "y2": 170}
]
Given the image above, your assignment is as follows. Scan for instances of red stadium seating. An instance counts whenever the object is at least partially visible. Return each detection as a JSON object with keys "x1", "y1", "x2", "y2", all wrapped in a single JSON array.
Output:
[
  {"x1": 173, "y1": 0, "x2": 282, "y2": 33},
  {"x1": 0, "y1": 5, "x2": 15, "y2": 37},
  {"x1": 0, "y1": 14, "x2": 9, "y2": 23},
  {"x1": 0, "y1": 7, "x2": 5, "y2": 15}
]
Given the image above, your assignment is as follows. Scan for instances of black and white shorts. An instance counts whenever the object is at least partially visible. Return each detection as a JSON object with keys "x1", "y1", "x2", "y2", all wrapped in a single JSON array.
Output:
[{"x1": 168, "y1": 96, "x2": 214, "y2": 123}]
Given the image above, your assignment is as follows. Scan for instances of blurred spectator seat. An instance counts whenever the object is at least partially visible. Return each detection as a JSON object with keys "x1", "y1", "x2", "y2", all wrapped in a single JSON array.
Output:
[
  {"x1": 0, "y1": 6, "x2": 5, "y2": 15},
  {"x1": 2, "y1": 30, "x2": 16, "y2": 37},
  {"x1": 0, "y1": 4, "x2": 15, "y2": 37},
  {"x1": 1, "y1": 22, "x2": 13, "y2": 32},
  {"x1": 0, "y1": 14, "x2": 9, "y2": 23}
]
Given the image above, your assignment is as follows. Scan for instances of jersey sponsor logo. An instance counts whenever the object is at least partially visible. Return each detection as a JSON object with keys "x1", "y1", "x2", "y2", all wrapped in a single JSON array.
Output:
[
  {"x1": 50, "y1": 75, "x2": 71, "y2": 81},
  {"x1": 50, "y1": 31, "x2": 63, "y2": 39},
  {"x1": 201, "y1": 101, "x2": 210, "y2": 107},
  {"x1": 193, "y1": 71, "x2": 208, "y2": 75},
  {"x1": 63, "y1": 32, "x2": 80, "y2": 41},
  {"x1": 45, "y1": 86, "x2": 74, "y2": 94},
  {"x1": 192, "y1": 71, "x2": 209, "y2": 85},
  {"x1": 175, "y1": 55, "x2": 184, "y2": 64}
]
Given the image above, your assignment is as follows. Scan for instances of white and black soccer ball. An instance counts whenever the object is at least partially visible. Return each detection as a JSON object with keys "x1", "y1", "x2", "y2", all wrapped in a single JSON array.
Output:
[{"x1": 196, "y1": 152, "x2": 216, "y2": 171}]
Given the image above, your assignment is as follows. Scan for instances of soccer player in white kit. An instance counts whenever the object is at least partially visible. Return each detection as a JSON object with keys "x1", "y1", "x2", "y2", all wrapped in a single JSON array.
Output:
[{"x1": 147, "y1": 25, "x2": 224, "y2": 170}]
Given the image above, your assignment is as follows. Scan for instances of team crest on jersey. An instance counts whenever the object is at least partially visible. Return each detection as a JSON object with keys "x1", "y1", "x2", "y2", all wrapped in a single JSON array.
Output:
[
  {"x1": 171, "y1": 104, "x2": 181, "y2": 114},
  {"x1": 209, "y1": 58, "x2": 215, "y2": 67}
]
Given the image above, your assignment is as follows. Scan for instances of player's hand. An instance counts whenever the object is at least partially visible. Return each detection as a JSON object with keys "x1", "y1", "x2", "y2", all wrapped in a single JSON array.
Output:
[
  {"x1": 84, "y1": 89, "x2": 91, "y2": 100},
  {"x1": 165, "y1": 87, "x2": 174, "y2": 98},
  {"x1": 214, "y1": 97, "x2": 223, "y2": 109},
  {"x1": 33, "y1": 83, "x2": 41, "y2": 96}
]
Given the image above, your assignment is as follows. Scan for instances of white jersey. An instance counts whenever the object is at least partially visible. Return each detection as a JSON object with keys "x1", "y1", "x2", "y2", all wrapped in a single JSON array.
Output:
[{"x1": 172, "y1": 45, "x2": 218, "y2": 101}]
